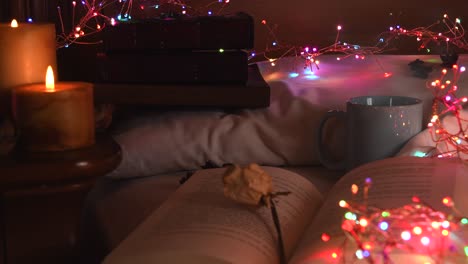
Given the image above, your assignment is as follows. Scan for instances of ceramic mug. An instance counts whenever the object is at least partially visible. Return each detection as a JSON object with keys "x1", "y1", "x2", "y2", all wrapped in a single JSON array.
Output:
[{"x1": 317, "y1": 95, "x2": 423, "y2": 171}]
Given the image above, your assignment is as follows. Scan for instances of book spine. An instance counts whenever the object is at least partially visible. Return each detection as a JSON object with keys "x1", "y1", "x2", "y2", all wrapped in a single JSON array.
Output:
[
  {"x1": 96, "y1": 51, "x2": 248, "y2": 84},
  {"x1": 102, "y1": 13, "x2": 254, "y2": 51}
]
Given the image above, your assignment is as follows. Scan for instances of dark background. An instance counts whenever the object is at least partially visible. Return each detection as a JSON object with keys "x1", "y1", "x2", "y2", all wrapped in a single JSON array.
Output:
[{"x1": 1, "y1": 0, "x2": 466, "y2": 54}]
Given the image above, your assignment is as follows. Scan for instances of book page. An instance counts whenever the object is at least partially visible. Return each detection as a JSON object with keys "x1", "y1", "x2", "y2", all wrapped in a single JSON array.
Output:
[
  {"x1": 289, "y1": 157, "x2": 467, "y2": 264},
  {"x1": 104, "y1": 166, "x2": 324, "y2": 264}
]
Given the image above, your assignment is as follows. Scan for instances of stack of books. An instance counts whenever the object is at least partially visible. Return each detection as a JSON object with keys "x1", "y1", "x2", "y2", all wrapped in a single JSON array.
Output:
[{"x1": 57, "y1": 12, "x2": 270, "y2": 108}]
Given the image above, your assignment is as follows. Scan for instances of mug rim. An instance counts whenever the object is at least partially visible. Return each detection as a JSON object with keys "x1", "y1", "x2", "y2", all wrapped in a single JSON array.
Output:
[{"x1": 348, "y1": 95, "x2": 422, "y2": 107}]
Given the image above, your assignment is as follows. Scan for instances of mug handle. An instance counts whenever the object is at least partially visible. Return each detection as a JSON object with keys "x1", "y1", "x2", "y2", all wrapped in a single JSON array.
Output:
[{"x1": 317, "y1": 110, "x2": 346, "y2": 170}]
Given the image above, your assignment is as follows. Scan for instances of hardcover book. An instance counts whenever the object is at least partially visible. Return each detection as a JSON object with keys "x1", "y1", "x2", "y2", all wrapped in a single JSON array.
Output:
[
  {"x1": 93, "y1": 63, "x2": 270, "y2": 108},
  {"x1": 96, "y1": 50, "x2": 248, "y2": 84},
  {"x1": 102, "y1": 12, "x2": 254, "y2": 51}
]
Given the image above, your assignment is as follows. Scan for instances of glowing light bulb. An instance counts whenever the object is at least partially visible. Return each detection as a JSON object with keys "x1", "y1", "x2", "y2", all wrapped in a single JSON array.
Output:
[
  {"x1": 442, "y1": 220, "x2": 450, "y2": 229},
  {"x1": 355, "y1": 250, "x2": 363, "y2": 259},
  {"x1": 362, "y1": 250, "x2": 370, "y2": 258},
  {"x1": 331, "y1": 252, "x2": 338, "y2": 259},
  {"x1": 321, "y1": 233, "x2": 330, "y2": 242},
  {"x1": 351, "y1": 184, "x2": 358, "y2": 194},
  {"x1": 461, "y1": 66, "x2": 466, "y2": 72},
  {"x1": 442, "y1": 229, "x2": 449, "y2": 236},
  {"x1": 337, "y1": 25, "x2": 342, "y2": 30},
  {"x1": 413, "y1": 226, "x2": 422, "y2": 235},
  {"x1": 442, "y1": 196, "x2": 453, "y2": 206},
  {"x1": 379, "y1": 221, "x2": 389, "y2": 231},
  {"x1": 420, "y1": 236, "x2": 430, "y2": 246},
  {"x1": 344, "y1": 212, "x2": 356, "y2": 220},
  {"x1": 339, "y1": 200, "x2": 347, "y2": 207},
  {"x1": 359, "y1": 218, "x2": 368, "y2": 227},
  {"x1": 45, "y1": 66, "x2": 55, "y2": 92},
  {"x1": 363, "y1": 243, "x2": 372, "y2": 250},
  {"x1": 10, "y1": 19, "x2": 18, "y2": 28},
  {"x1": 401, "y1": 231, "x2": 411, "y2": 240}
]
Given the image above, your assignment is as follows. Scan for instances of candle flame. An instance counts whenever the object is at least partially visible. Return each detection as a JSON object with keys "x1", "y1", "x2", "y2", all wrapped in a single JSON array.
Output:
[
  {"x1": 10, "y1": 19, "x2": 18, "y2": 28},
  {"x1": 45, "y1": 66, "x2": 55, "y2": 92}
]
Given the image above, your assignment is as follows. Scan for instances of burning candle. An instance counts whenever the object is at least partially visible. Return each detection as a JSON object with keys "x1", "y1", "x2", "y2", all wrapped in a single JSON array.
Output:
[
  {"x1": 0, "y1": 19, "x2": 57, "y2": 114},
  {"x1": 12, "y1": 66, "x2": 95, "y2": 152}
]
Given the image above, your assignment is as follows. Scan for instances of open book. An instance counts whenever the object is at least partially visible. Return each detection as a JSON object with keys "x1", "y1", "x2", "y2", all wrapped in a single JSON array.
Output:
[{"x1": 103, "y1": 157, "x2": 468, "y2": 264}]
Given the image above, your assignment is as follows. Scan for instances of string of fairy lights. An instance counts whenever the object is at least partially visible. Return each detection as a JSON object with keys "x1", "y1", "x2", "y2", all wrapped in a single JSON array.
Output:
[
  {"x1": 320, "y1": 178, "x2": 468, "y2": 264},
  {"x1": 55, "y1": 0, "x2": 231, "y2": 48},
  {"x1": 427, "y1": 65, "x2": 468, "y2": 158},
  {"x1": 53, "y1": 0, "x2": 468, "y2": 62}
]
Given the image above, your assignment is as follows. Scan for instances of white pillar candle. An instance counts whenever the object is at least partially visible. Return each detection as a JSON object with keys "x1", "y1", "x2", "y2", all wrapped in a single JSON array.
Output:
[{"x1": 0, "y1": 19, "x2": 57, "y2": 114}]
